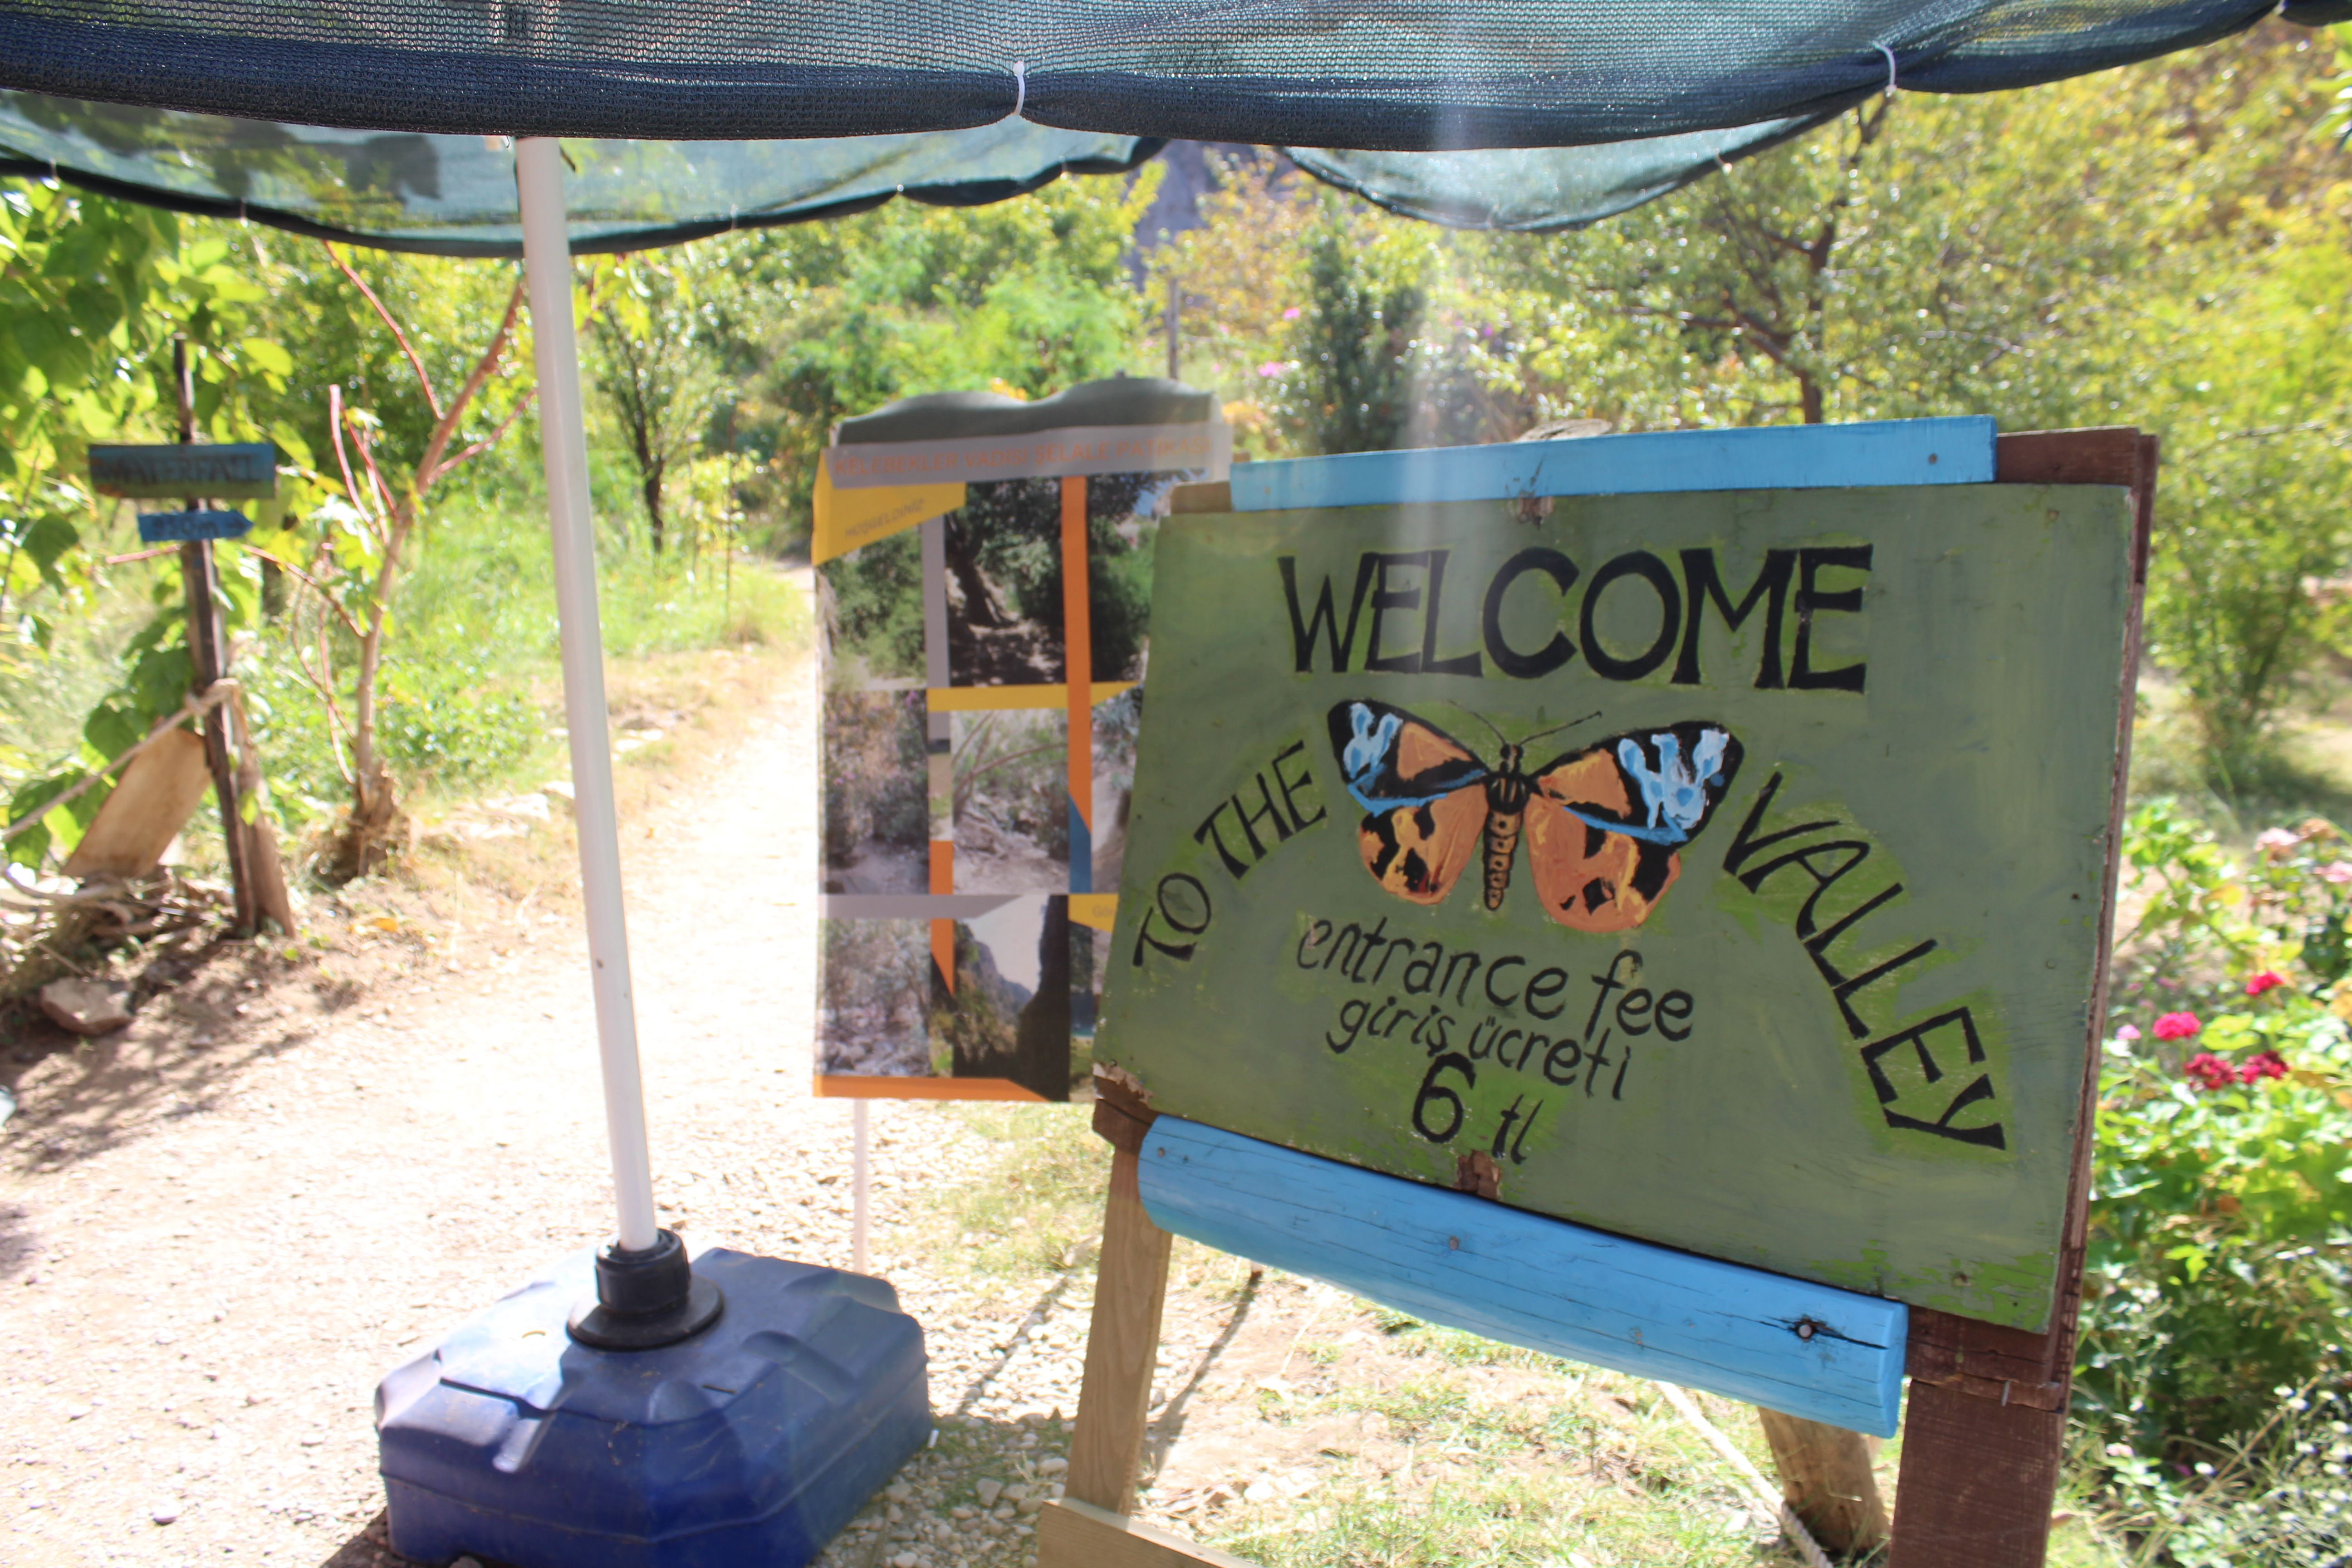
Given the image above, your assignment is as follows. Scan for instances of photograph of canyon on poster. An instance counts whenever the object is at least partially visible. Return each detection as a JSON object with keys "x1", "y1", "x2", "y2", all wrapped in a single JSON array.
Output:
[{"x1": 1100, "y1": 481, "x2": 2136, "y2": 1332}]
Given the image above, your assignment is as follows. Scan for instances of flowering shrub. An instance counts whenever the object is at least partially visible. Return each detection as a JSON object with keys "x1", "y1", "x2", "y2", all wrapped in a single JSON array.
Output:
[
  {"x1": 2242, "y1": 1049, "x2": 2291, "y2": 1082},
  {"x1": 2078, "y1": 799, "x2": 2352, "y2": 1554},
  {"x1": 2180, "y1": 1050, "x2": 2239, "y2": 1090}
]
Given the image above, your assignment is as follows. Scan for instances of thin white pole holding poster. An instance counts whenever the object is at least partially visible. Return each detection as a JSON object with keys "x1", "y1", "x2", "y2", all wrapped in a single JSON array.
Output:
[
  {"x1": 516, "y1": 137, "x2": 660, "y2": 1254},
  {"x1": 853, "y1": 1100, "x2": 871, "y2": 1274}
]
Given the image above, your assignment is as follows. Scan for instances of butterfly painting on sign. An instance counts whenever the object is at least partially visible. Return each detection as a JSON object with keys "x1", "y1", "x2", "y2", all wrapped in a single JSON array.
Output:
[{"x1": 1329, "y1": 700, "x2": 1741, "y2": 930}]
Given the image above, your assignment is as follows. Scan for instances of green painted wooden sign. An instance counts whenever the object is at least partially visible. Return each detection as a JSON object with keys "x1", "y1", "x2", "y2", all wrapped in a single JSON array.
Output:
[{"x1": 1099, "y1": 482, "x2": 2135, "y2": 1333}]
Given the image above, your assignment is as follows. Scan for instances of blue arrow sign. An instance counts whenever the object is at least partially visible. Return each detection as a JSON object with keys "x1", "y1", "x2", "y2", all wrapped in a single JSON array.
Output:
[{"x1": 137, "y1": 510, "x2": 254, "y2": 544}]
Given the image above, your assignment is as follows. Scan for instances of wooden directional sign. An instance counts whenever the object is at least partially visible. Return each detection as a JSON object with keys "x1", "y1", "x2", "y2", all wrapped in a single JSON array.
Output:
[
  {"x1": 88, "y1": 443, "x2": 277, "y2": 500},
  {"x1": 137, "y1": 510, "x2": 253, "y2": 544},
  {"x1": 1100, "y1": 420, "x2": 2139, "y2": 1337}
]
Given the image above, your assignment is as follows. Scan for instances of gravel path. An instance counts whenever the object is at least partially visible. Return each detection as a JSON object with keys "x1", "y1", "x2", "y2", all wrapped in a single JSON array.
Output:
[
  {"x1": 0, "y1": 635, "x2": 1114, "y2": 1568},
  {"x1": 0, "y1": 617, "x2": 1817, "y2": 1568}
]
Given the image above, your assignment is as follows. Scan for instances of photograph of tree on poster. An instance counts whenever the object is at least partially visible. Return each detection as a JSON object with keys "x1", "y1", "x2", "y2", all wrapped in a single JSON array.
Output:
[
  {"x1": 945, "y1": 479, "x2": 1065, "y2": 688},
  {"x1": 818, "y1": 526, "x2": 926, "y2": 686}
]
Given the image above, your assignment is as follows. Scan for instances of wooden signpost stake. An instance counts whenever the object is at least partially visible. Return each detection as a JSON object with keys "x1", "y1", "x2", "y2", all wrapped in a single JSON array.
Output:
[
  {"x1": 79, "y1": 339, "x2": 294, "y2": 934},
  {"x1": 1040, "y1": 423, "x2": 2156, "y2": 1568}
]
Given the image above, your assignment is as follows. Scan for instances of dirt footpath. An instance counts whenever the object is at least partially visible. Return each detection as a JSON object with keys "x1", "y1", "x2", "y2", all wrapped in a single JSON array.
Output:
[{"x1": 0, "y1": 635, "x2": 1062, "y2": 1568}]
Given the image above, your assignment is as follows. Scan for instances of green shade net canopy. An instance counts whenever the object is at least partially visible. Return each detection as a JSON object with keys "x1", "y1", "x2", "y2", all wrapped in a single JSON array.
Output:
[
  {"x1": 0, "y1": 91, "x2": 1164, "y2": 255},
  {"x1": 0, "y1": 0, "x2": 2331, "y2": 246}
]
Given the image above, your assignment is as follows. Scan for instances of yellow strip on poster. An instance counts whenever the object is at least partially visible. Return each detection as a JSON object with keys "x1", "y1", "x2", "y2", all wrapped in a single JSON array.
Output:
[
  {"x1": 810, "y1": 461, "x2": 964, "y2": 564},
  {"x1": 925, "y1": 682, "x2": 1137, "y2": 712},
  {"x1": 1068, "y1": 894, "x2": 1118, "y2": 933}
]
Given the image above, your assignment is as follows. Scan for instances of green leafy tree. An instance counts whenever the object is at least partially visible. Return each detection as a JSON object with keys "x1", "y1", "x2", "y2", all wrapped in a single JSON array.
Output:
[
  {"x1": 1481, "y1": 23, "x2": 2352, "y2": 785},
  {"x1": 2138, "y1": 216, "x2": 2352, "y2": 782},
  {"x1": 1282, "y1": 205, "x2": 1430, "y2": 455},
  {"x1": 273, "y1": 244, "x2": 535, "y2": 879},
  {"x1": 585, "y1": 249, "x2": 734, "y2": 554}
]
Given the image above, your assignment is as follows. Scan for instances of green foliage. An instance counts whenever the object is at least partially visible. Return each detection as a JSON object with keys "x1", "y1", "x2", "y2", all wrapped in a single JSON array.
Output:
[
  {"x1": 952, "y1": 709, "x2": 1069, "y2": 862},
  {"x1": 821, "y1": 690, "x2": 926, "y2": 862},
  {"x1": 2, "y1": 561, "x2": 209, "y2": 867},
  {"x1": 374, "y1": 662, "x2": 540, "y2": 789},
  {"x1": 235, "y1": 489, "x2": 804, "y2": 828},
  {"x1": 239, "y1": 244, "x2": 530, "y2": 500},
  {"x1": 819, "y1": 916, "x2": 932, "y2": 1071},
  {"x1": 2083, "y1": 1027, "x2": 2352, "y2": 1450},
  {"x1": 1087, "y1": 517, "x2": 1153, "y2": 683},
  {"x1": 950, "y1": 477, "x2": 1063, "y2": 627},
  {"x1": 0, "y1": 179, "x2": 295, "y2": 849},
  {"x1": 0, "y1": 180, "x2": 292, "y2": 603},
  {"x1": 2139, "y1": 222, "x2": 2352, "y2": 783},
  {"x1": 742, "y1": 173, "x2": 1158, "y2": 544}
]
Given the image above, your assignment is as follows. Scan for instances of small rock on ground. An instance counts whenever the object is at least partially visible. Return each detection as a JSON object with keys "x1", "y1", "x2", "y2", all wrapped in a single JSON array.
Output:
[{"x1": 38, "y1": 977, "x2": 133, "y2": 1036}]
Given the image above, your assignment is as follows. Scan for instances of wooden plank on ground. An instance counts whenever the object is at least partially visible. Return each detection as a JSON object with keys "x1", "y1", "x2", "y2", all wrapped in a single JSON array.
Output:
[
  {"x1": 1137, "y1": 1117, "x2": 1906, "y2": 1435},
  {"x1": 62, "y1": 727, "x2": 209, "y2": 880},
  {"x1": 1037, "y1": 1498, "x2": 1259, "y2": 1568},
  {"x1": 1065, "y1": 1147, "x2": 1174, "y2": 1516}
]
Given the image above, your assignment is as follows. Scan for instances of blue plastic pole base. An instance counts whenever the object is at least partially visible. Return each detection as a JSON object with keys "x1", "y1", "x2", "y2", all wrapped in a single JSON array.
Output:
[{"x1": 377, "y1": 1247, "x2": 929, "y2": 1568}]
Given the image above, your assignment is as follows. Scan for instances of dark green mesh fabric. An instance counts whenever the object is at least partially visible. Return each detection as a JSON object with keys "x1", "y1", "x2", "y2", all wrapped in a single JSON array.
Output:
[
  {"x1": 0, "y1": 0, "x2": 2301, "y2": 246},
  {"x1": 0, "y1": 0, "x2": 2278, "y2": 149}
]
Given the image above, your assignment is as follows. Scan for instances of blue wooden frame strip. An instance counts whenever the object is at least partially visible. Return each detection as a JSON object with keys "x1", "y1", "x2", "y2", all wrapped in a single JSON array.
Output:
[
  {"x1": 1229, "y1": 416, "x2": 1994, "y2": 513},
  {"x1": 1137, "y1": 1117, "x2": 1906, "y2": 1435}
]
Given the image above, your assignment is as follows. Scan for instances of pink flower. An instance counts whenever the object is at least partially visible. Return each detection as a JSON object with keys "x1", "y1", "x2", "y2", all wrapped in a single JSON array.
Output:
[
  {"x1": 1256, "y1": 361, "x2": 1289, "y2": 379},
  {"x1": 2152, "y1": 1012, "x2": 2201, "y2": 1041},
  {"x1": 2115, "y1": 1024, "x2": 2142, "y2": 1043},
  {"x1": 2239, "y1": 1051, "x2": 2290, "y2": 1083},
  {"x1": 2246, "y1": 971, "x2": 2287, "y2": 997},
  {"x1": 2183, "y1": 1052, "x2": 2238, "y2": 1090},
  {"x1": 1282, "y1": 307, "x2": 1301, "y2": 320},
  {"x1": 2257, "y1": 827, "x2": 2301, "y2": 858},
  {"x1": 2321, "y1": 861, "x2": 2352, "y2": 886}
]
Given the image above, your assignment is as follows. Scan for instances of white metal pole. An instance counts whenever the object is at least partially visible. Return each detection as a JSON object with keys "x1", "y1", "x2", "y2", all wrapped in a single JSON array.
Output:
[
  {"x1": 852, "y1": 1100, "x2": 870, "y2": 1274},
  {"x1": 516, "y1": 137, "x2": 660, "y2": 1254}
]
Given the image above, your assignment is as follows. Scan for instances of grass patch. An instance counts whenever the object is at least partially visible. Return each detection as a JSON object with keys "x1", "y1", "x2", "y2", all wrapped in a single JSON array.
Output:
[
  {"x1": 927, "y1": 1103, "x2": 1112, "y2": 1284},
  {"x1": 1365, "y1": 1305, "x2": 1577, "y2": 1372},
  {"x1": 236, "y1": 488, "x2": 806, "y2": 840},
  {"x1": 1207, "y1": 1428, "x2": 1785, "y2": 1568}
]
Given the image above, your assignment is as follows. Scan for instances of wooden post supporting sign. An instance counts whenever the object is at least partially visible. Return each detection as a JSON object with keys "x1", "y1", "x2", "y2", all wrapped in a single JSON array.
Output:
[{"x1": 1883, "y1": 427, "x2": 2156, "y2": 1568}]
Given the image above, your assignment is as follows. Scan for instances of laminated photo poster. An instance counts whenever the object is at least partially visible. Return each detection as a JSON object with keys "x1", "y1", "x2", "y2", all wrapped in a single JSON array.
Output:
[{"x1": 813, "y1": 378, "x2": 1230, "y2": 1101}]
